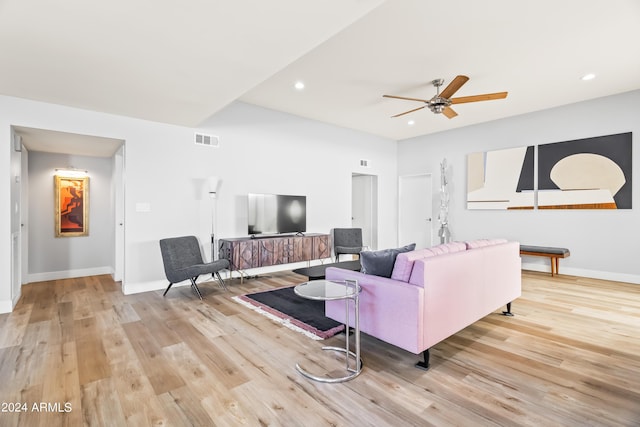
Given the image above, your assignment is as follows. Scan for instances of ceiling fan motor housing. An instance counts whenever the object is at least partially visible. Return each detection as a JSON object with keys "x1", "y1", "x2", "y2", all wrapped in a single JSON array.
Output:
[
  {"x1": 429, "y1": 97, "x2": 452, "y2": 113},
  {"x1": 429, "y1": 79, "x2": 451, "y2": 113}
]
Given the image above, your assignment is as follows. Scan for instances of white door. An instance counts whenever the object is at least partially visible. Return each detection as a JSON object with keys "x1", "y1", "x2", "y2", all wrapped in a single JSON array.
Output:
[
  {"x1": 351, "y1": 174, "x2": 378, "y2": 250},
  {"x1": 113, "y1": 145, "x2": 125, "y2": 282},
  {"x1": 398, "y1": 174, "x2": 432, "y2": 249},
  {"x1": 11, "y1": 133, "x2": 23, "y2": 305}
]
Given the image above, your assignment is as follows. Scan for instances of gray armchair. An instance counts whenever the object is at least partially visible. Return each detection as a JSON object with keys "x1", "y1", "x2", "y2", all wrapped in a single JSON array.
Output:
[
  {"x1": 331, "y1": 228, "x2": 365, "y2": 262},
  {"x1": 159, "y1": 235, "x2": 230, "y2": 299}
]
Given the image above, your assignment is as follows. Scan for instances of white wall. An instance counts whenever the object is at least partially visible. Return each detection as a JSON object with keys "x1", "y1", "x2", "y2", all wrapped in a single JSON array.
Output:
[
  {"x1": 398, "y1": 90, "x2": 640, "y2": 284},
  {"x1": 27, "y1": 152, "x2": 114, "y2": 281},
  {"x1": 197, "y1": 102, "x2": 397, "y2": 250},
  {"x1": 0, "y1": 96, "x2": 397, "y2": 309}
]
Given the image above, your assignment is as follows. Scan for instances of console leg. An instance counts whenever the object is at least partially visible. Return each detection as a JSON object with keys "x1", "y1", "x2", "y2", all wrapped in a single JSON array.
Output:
[
  {"x1": 415, "y1": 349, "x2": 430, "y2": 370},
  {"x1": 502, "y1": 302, "x2": 514, "y2": 316}
]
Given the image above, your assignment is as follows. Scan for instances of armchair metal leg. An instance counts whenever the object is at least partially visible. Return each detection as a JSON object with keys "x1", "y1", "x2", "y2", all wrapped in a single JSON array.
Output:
[
  {"x1": 190, "y1": 277, "x2": 203, "y2": 300},
  {"x1": 214, "y1": 272, "x2": 228, "y2": 290},
  {"x1": 163, "y1": 282, "x2": 173, "y2": 297}
]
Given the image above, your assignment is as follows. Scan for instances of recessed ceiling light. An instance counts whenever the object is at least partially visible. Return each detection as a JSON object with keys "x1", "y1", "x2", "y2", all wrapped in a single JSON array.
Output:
[
  {"x1": 581, "y1": 73, "x2": 596, "y2": 81},
  {"x1": 294, "y1": 81, "x2": 305, "y2": 90},
  {"x1": 408, "y1": 120, "x2": 415, "y2": 126}
]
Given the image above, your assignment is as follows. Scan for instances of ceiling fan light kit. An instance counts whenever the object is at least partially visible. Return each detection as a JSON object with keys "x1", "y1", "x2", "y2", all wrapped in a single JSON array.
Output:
[{"x1": 383, "y1": 75, "x2": 507, "y2": 119}]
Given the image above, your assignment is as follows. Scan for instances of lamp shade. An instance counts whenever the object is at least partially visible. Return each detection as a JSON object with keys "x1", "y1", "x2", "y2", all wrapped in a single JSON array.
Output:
[{"x1": 208, "y1": 176, "x2": 221, "y2": 198}]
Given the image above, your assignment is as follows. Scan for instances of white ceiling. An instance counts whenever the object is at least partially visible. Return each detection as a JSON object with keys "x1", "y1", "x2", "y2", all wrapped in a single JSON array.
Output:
[{"x1": 3, "y1": 0, "x2": 640, "y2": 153}]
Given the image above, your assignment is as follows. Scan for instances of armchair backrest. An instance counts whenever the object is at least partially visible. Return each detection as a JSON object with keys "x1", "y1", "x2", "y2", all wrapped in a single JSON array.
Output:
[
  {"x1": 332, "y1": 228, "x2": 363, "y2": 248},
  {"x1": 159, "y1": 236, "x2": 204, "y2": 282}
]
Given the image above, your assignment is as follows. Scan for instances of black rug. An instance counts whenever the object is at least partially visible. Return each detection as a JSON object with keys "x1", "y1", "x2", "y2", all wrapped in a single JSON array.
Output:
[{"x1": 233, "y1": 286, "x2": 344, "y2": 340}]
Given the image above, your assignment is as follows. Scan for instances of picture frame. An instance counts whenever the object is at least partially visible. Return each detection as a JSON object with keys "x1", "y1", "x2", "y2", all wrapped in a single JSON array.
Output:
[{"x1": 54, "y1": 175, "x2": 89, "y2": 237}]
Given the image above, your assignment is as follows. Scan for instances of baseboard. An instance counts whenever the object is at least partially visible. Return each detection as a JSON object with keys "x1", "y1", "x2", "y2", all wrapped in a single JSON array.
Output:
[
  {"x1": 522, "y1": 262, "x2": 640, "y2": 284},
  {"x1": 0, "y1": 290, "x2": 22, "y2": 314},
  {"x1": 27, "y1": 266, "x2": 114, "y2": 283},
  {"x1": 0, "y1": 299, "x2": 13, "y2": 314},
  {"x1": 122, "y1": 279, "x2": 169, "y2": 295}
]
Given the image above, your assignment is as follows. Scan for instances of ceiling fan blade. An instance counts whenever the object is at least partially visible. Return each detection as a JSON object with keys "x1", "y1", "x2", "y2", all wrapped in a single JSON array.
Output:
[
  {"x1": 391, "y1": 105, "x2": 426, "y2": 118},
  {"x1": 451, "y1": 92, "x2": 508, "y2": 104},
  {"x1": 383, "y1": 94, "x2": 430, "y2": 103},
  {"x1": 442, "y1": 107, "x2": 458, "y2": 119},
  {"x1": 439, "y1": 75, "x2": 469, "y2": 99}
]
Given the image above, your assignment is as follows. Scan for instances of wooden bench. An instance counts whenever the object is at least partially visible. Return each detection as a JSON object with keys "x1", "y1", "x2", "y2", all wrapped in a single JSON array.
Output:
[{"x1": 520, "y1": 245, "x2": 570, "y2": 276}]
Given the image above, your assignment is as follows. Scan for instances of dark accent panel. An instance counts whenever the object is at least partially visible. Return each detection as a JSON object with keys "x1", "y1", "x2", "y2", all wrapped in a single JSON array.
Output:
[
  {"x1": 538, "y1": 132, "x2": 632, "y2": 208},
  {"x1": 516, "y1": 145, "x2": 535, "y2": 193}
]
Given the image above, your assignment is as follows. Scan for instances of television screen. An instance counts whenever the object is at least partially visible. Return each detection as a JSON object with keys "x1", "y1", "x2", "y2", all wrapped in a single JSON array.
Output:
[{"x1": 247, "y1": 193, "x2": 306, "y2": 235}]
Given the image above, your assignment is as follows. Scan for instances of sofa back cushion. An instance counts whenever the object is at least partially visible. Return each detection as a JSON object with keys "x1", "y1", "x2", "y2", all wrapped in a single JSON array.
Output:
[
  {"x1": 465, "y1": 238, "x2": 508, "y2": 249},
  {"x1": 360, "y1": 243, "x2": 416, "y2": 278},
  {"x1": 391, "y1": 242, "x2": 467, "y2": 282}
]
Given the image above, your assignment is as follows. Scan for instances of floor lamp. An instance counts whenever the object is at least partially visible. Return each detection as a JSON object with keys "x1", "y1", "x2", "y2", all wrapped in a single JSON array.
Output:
[{"x1": 208, "y1": 176, "x2": 221, "y2": 261}]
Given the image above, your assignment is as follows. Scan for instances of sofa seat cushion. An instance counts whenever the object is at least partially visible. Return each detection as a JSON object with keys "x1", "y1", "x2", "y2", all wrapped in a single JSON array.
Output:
[
  {"x1": 391, "y1": 242, "x2": 467, "y2": 282},
  {"x1": 360, "y1": 243, "x2": 416, "y2": 278}
]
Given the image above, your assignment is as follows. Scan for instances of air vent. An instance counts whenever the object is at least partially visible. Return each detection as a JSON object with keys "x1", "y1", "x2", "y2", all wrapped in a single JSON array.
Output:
[
  {"x1": 360, "y1": 159, "x2": 370, "y2": 167},
  {"x1": 195, "y1": 133, "x2": 220, "y2": 147}
]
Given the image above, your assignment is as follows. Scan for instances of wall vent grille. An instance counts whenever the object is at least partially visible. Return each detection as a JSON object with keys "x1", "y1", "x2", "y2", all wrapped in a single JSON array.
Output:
[
  {"x1": 360, "y1": 159, "x2": 370, "y2": 167},
  {"x1": 195, "y1": 133, "x2": 220, "y2": 147}
]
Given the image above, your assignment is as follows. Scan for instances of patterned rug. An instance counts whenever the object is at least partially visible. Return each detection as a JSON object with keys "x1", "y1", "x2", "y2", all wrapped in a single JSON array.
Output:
[{"x1": 232, "y1": 285, "x2": 344, "y2": 340}]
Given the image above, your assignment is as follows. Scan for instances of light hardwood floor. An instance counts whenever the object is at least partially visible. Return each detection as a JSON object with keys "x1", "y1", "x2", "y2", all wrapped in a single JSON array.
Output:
[{"x1": 0, "y1": 271, "x2": 638, "y2": 426}]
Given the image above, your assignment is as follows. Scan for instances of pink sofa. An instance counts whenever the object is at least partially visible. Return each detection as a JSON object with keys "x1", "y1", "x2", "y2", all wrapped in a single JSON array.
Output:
[{"x1": 325, "y1": 239, "x2": 521, "y2": 369}]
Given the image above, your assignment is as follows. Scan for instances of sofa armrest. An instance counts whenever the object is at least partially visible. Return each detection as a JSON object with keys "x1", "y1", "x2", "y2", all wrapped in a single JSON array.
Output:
[{"x1": 325, "y1": 267, "x2": 425, "y2": 354}]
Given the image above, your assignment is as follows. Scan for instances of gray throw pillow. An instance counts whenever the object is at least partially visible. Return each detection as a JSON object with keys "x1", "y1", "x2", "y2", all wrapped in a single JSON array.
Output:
[{"x1": 360, "y1": 243, "x2": 416, "y2": 278}]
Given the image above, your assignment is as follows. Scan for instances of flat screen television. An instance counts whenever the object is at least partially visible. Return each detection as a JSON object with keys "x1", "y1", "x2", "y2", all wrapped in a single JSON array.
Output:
[{"x1": 247, "y1": 193, "x2": 306, "y2": 236}]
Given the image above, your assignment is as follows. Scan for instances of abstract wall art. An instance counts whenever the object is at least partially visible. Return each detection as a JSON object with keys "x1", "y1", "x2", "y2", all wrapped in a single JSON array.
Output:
[
  {"x1": 538, "y1": 132, "x2": 632, "y2": 209},
  {"x1": 467, "y1": 146, "x2": 535, "y2": 210},
  {"x1": 55, "y1": 175, "x2": 89, "y2": 237}
]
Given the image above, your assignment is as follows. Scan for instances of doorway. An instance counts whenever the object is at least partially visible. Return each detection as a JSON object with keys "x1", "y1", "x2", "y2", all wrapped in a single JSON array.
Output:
[
  {"x1": 9, "y1": 126, "x2": 125, "y2": 309},
  {"x1": 351, "y1": 173, "x2": 378, "y2": 250},
  {"x1": 398, "y1": 173, "x2": 432, "y2": 249}
]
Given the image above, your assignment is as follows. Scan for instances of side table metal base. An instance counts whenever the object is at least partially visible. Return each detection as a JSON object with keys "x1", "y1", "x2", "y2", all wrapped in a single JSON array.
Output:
[
  {"x1": 294, "y1": 279, "x2": 362, "y2": 383},
  {"x1": 296, "y1": 346, "x2": 363, "y2": 383}
]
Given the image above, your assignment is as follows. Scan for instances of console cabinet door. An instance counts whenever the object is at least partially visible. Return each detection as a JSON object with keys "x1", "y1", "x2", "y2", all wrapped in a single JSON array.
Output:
[
  {"x1": 293, "y1": 236, "x2": 313, "y2": 262},
  {"x1": 259, "y1": 239, "x2": 275, "y2": 267},
  {"x1": 313, "y1": 234, "x2": 330, "y2": 259},
  {"x1": 274, "y1": 238, "x2": 292, "y2": 265},
  {"x1": 237, "y1": 240, "x2": 259, "y2": 270}
]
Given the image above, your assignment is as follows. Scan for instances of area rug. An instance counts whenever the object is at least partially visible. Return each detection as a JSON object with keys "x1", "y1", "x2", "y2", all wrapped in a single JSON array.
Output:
[{"x1": 232, "y1": 286, "x2": 345, "y2": 340}]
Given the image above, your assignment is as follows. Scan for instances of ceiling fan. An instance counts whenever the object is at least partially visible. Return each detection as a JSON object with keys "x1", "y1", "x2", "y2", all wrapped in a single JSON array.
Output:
[{"x1": 383, "y1": 75, "x2": 507, "y2": 119}]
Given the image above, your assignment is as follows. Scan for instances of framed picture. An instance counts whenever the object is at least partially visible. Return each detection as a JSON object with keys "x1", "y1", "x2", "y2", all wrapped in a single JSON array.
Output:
[
  {"x1": 538, "y1": 132, "x2": 632, "y2": 209},
  {"x1": 467, "y1": 146, "x2": 535, "y2": 210},
  {"x1": 55, "y1": 175, "x2": 89, "y2": 237}
]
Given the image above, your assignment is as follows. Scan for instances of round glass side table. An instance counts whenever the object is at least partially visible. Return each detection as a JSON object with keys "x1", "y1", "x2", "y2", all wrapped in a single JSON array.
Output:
[{"x1": 294, "y1": 279, "x2": 362, "y2": 383}]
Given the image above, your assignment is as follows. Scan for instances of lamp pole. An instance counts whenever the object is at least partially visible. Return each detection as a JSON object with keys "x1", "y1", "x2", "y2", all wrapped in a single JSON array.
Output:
[{"x1": 208, "y1": 176, "x2": 220, "y2": 261}]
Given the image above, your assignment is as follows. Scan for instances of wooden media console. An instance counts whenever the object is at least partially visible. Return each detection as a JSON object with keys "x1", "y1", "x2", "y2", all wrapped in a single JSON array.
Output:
[{"x1": 219, "y1": 233, "x2": 330, "y2": 281}]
